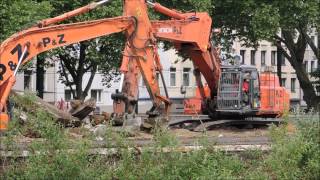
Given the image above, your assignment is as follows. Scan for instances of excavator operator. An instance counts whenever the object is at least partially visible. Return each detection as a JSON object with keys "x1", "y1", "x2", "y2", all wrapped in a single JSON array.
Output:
[{"x1": 242, "y1": 73, "x2": 250, "y2": 107}]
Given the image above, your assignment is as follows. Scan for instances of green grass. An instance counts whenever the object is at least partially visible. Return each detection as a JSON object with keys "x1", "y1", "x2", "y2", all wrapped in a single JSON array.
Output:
[{"x1": 1, "y1": 94, "x2": 320, "y2": 179}]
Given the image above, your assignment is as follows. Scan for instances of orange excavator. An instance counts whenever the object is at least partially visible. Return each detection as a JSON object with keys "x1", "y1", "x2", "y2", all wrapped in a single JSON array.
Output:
[
  {"x1": 0, "y1": 0, "x2": 171, "y2": 130},
  {"x1": 0, "y1": 0, "x2": 289, "y2": 131},
  {"x1": 147, "y1": 1, "x2": 290, "y2": 130}
]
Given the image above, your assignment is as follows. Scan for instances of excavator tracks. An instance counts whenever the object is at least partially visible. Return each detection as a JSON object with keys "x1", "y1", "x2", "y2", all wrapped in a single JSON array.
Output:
[{"x1": 165, "y1": 115, "x2": 281, "y2": 132}]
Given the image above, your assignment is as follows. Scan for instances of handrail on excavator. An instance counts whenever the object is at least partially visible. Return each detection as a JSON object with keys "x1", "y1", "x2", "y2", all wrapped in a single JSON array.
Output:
[{"x1": 38, "y1": 0, "x2": 113, "y2": 27}]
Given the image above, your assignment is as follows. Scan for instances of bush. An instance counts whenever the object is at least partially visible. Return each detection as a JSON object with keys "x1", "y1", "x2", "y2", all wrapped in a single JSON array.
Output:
[{"x1": 263, "y1": 117, "x2": 320, "y2": 179}]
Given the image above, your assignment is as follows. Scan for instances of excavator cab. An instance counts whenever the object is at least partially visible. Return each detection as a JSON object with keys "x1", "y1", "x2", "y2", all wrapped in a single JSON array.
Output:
[{"x1": 217, "y1": 65, "x2": 260, "y2": 116}]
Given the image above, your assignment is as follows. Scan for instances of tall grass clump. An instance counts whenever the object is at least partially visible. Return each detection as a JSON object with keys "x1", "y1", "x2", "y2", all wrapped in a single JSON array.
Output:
[{"x1": 262, "y1": 115, "x2": 320, "y2": 179}]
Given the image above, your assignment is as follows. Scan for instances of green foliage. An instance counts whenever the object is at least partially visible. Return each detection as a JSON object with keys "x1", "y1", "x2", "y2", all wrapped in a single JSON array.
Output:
[
  {"x1": 152, "y1": 127, "x2": 179, "y2": 148},
  {"x1": 157, "y1": 0, "x2": 212, "y2": 14},
  {"x1": 0, "y1": 0, "x2": 52, "y2": 42},
  {"x1": 265, "y1": 118, "x2": 320, "y2": 179},
  {"x1": 251, "y1": 4, "x2": 280, "y2": 41},
  {"x1": 213, "y1": 0, "x2": 319, "y2": 46}
]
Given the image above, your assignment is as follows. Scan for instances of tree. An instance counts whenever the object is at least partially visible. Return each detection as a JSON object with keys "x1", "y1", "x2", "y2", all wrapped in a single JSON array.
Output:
[
  {"x1": 212, "y1": 0, "x2": 320, "y2": 108},
  {"x1": 46, "y1": 0, "x2": 125, "y2": 100},
  {"x1": 0, "y1": 0, "x2": 52, "y2": 42},
  {"x1": 0, "y1": 0, "x2": 52, "y2": 99}
]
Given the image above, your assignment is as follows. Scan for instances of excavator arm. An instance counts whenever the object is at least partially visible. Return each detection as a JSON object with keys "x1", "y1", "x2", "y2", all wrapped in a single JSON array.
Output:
[
  {"x1": 112, "y1": 0, "x2": 171, "y2": 125},
  {"x1": 148, "y1": 2, "x2": 221, "y2": 111}
]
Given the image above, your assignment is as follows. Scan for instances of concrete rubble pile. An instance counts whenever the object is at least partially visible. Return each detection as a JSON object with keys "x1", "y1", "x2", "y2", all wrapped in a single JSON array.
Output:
[{"x1": 10, "y1": 91, "x2": 98, "y2": 127}]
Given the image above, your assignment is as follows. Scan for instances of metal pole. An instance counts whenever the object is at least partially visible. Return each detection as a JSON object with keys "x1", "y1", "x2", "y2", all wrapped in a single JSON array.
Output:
[
  {"x1": 118, "y1": 73, "x2": 125, "y2": 92},
  {"x1": 146, "y1": 1, "x2": 155, "y2": 7},
  {"x1": 96, "y1": 0, "x2": 112, "y2": 6}
]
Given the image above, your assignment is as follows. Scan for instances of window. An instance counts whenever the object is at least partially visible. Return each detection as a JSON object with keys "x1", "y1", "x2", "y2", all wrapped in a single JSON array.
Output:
[
  {"x1": 281, "y1": 53, "x2": 286, "y2": 66},
  {"x1": 311, "y1": 36, "x2": 315, "y2": 44},
  {"x1": 141, "y1": 78, "x2": 145, "y2": 87},
  {"x1": 170, "y1": 67, "x2": 176, "y2": 86},
  {"x1": 240, "y1": 50, "x2": 245, "y2": 64},
  {"x1": 311, "y1": 61, "x2": 315, "y2": 72},
  {"x1": 183, "y1": 68, "x2": 191, "y2": 86},
  {"x1": 91, "y1": 89, "x2": 102, "y2": 102},
  {"x1": 291, "y1": 78, "x2": 296, "y2": 93},
  {"x1": 65, "y1": 90, "x2": 73, "y2": 101},
  {"x1": 316, "y1": 85, "x2": 320, "y2": 96},
  {"x1": 250, "y1": 50, "x2": 256, "y2": 65},
  {"x1": 303, "y1": 61, "x2": 308, "y2": 72},
  {"x1": 24, "y1": 70, "x2": 32, "y2": 90},
  {"x1": 261, "y1": 51, "x2": 266, "y2": 66},
  {"x1": 281, "y1": 78, "x2": 286, "y2": 87},
  {"x1": 43, "y1": 73, "x2": 47, "y2": 91},
  {"x1": 271, "y1": 51, "x2": 276, "y2": 66}
]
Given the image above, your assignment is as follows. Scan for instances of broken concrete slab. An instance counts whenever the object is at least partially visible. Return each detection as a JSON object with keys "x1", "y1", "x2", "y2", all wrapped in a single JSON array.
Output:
[
  {"x1": 11, "y1": 91, "x2": 80, "y2": 127},
  {"x1": 70, "y1": 98, "x2": 96, "y2": 120}
]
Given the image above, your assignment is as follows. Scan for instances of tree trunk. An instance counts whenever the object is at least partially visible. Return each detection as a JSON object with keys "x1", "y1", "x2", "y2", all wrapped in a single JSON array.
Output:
[
  {"x1": 36, "y1": 55, "x2": 45, "y2": 99},
  {"x1": 289, "y1": 57, "x2": 320, "y2": 108},
  {"x1": 75, "y1": 76, "x2": 84, "y2": 100},
  {"x1": 276, "y1": 31, "x2": 320, "y2": 109},
  {"x1": 276, "y1": 43, "x2": 282, "y2": 86},
  {"x1": 75, "y1": 42, "x2": 86, "y2": 100}
]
